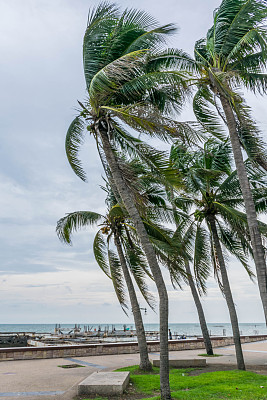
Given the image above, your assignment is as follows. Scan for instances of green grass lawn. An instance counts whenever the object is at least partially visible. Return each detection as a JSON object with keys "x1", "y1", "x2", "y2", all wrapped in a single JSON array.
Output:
[
  {"x1": 198, "y1": 353, "x2": 223, "y2": 357},
  {"x1": 83, "y1": 365, "x2": 267, "y2": 400}
]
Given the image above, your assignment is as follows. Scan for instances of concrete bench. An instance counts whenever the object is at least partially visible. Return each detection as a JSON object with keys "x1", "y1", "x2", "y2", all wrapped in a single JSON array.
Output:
[
  {"x1": 78, "y1": 371, "x2": 130, "y2": 396},
  {"x1": 152, "y1": 359, "x2": 206, "y2": 368}
]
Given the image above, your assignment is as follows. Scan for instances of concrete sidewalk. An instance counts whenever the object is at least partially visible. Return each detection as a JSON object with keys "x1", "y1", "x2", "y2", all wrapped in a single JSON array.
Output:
[{"x1": 1, "y1": 340, "x2": 267, "y2": 400}]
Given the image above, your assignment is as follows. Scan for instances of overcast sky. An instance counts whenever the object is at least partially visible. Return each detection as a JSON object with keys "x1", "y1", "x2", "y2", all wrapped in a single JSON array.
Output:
[{"x1": 1, "y1": 0, "x2": 267, "y2": 325}]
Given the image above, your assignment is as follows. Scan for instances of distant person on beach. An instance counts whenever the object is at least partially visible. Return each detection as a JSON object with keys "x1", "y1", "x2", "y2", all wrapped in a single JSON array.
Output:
[{"x1": 169, "y1": 329, "x2": 172, "y2": 340}]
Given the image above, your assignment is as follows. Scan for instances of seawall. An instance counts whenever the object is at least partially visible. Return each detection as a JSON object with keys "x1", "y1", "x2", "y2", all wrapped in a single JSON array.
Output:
[{"x1": 0, "y1": 335, "x2": 266, "y2": 361}]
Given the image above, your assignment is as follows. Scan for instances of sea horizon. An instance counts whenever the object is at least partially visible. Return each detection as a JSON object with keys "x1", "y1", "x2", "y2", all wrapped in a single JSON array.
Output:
[{"x1": 1, "y1": 322, "x2": 266, "y2": 337}]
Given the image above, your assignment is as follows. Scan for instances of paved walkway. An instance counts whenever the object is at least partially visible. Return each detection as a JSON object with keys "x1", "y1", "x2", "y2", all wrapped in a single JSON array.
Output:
[{"x1": 1, "y1": 340, "x2": 267, "y2": 400}]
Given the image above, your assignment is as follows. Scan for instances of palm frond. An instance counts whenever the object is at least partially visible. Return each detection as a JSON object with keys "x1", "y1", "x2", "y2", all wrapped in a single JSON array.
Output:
[
  {"x1": 216, "y1": 221, "x2": 255, "y2": 281},
  {"x1": 65, "y1": 116, "x2": 87, "y2": 181},
  {"x1": 124, "y1": 243, "x2": 155, "y2": 310},
  {"x1": 124, "y1": 24, "x2": 177, "y2": 54},
  {"x1": 147, "y1": 48, "x2": 198, "y2": 74},
  {"x1": 122, "y1": 233, "x2": 153, "y2": 279},
  {"x1": 204, "y1": 139, "x2": 232, "y2": 174},
  {"x1": 105, "y1": 104, "x2": 203, "y2": 145},
  {"x1": 174, "y1": 196, "x2": 194, "y2": 213},
  {"x1": 193, "y1": 86, "x2": 227, "y2": 140},
  {"x1": 149, "y1": 237, "x2": 187, "y2": 288},
  {"x1": 93, "y1": 230, "x2": 111, "y2": 278},
  {"x1": 234, "y1": 100, "x2": 267, "y2": 171},
  {"x1": 56, "y1": 211, "x2": 103, "y2": 244},
  {"x1": 214, "y1": 202, "x2": 249, "y2": 237},
  {"x1": 113, "y1": 70, "x2": 190, "y2": 113},
  {"x1": 216, "y1": 169, "x2": 241, "y2": 198},
  {"x1": 212, "y1": 0, "x2": 267, "y2": 63},
  {"x1": 143, "y1": 219, "x2": 174, "y2": 245},
  {"x1": 209, "y1": 232, "x2": 224, "y2": 293},
  {"x1": 89, "y1": 49, "x2": 148, "y2": 106},
  {"x1": 193, "y1": 224, "x2": 211, "y2": 295},
  {"x1": 83, "y1": 2, "x2": 119, "y2": 89},
  {"x1": 238, "y1": 72, "x2": 267, "y2": 95},
  {"x1": 254, "y1": 187, "x2": 267, "y2": 213},
  {"x1": 108, "y1": 249, "x2": 128, "y2": 313}
]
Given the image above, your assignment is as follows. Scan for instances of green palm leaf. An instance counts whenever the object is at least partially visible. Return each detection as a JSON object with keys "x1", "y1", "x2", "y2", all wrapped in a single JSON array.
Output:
[
  {"x1": 216, "y1": 221, "x2": 255, "y2": 280},
  {"x1": 65, "y1": 116, "x2": 87, "y2": 182},
  {"x1": 193, "y1": 86, "x2": 226, "y2": 140},
  {"x1": 147, "y1": 48, "x2": 198, "y2": 74},
  {"x1": 83, "y1": 2, "x2": 119, "y2": 89},
  {"x1": 108, "y1": 249, "x2": 128, "y2": 313},
  {"x1": 93, "y1": 230, "x2": 111, "y2": 278},
  {"x1": 193, "y1": 224, "x2": 211, "y2": 295},
  {"x1": 123, "y1": 241, "x2": 155, "y2": 310},
  {"x1": 89, "y1": 49, "x2": 148, "y2": 106},
  {"x1": 56, "y1": 211, "x2": 103, "y2": 244}
]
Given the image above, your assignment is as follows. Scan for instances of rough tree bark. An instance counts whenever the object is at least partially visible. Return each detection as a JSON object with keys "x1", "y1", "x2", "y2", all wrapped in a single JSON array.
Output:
[
  {"x1": 208, "y1": 214, "x2": 245, "y2": 370},
  {"x1": 98, "y1": 126, "x2": 171, "y2": 400},
  {"x1": 185, "y1": 260, "x2": 213, "y2": 355},
  {"x1": 170, "y1": 189, "x2": 213, "y2": 355},
  {"x1": 114, "y1": 233, "x2": 152, "y2": 371},
  {"x1": 211, "y1": 75, "x2": 267, "y2": 323}
]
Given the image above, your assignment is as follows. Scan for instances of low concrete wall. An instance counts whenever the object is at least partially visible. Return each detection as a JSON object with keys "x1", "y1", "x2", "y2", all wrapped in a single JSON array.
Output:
[{"x1": 0, "y1": 335, "x2": 266, "y2": 361}]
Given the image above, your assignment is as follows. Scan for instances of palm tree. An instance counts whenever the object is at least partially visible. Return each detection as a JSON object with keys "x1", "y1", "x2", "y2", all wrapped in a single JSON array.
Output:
[
  {"x1": 171, "y1": 139, "x2": 267, "y2": 369},
  {"x1": 172, "y1": 0, "x2": 267, "y2": 321},
  {"x1": 168, "y1": 187, "x2": 214, "y2": 355},
  {"x1": 56, "y1": 203, "x2": 154, "y2": 371},
  {"x1": 64, "y1": 4, "x2": 194, "y2": 397},
  {"x1": 185, "y1": 259, "x2": 213, "y2": 355}
]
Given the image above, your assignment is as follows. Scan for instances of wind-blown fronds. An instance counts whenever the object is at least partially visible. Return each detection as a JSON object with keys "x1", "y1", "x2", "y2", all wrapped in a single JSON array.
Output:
[
  {"x1": 172, "y1": 139, "x2": 267, "y2": 295},
  {"x1": 191, "y1": 0, "x2": 267, "y2": 172},
  {"x1": 108, "y1": 249, "x2": 128, "y2": 312},
  {"x1": 83, "y1": 2, "x2": 120, "y2": 89},
  {"x1": 123, "y1": 240, "x2": 155, "y2": 310},
  {"x1": 193, "y1": 86, "x2": 227, "y2": 140},
  {"x1": 93, "y1": 230, "x2": 112, "y2": 278},
  {"x1": 89, "y1": 49, "x2": 148, "y2": 107},
  {"x1": 193, "y1": 224, "x2": 211, "y2": 295},
  {"x1": 205, "y1": 0, "x2": 267, "y2": 71},
  {"x1": 103, "y1": 104, "x2": 202, "y2": 144},
  {"x1": 147, "y1": 48, "x2": 198, "y2": 74},
  {"x1": 65, "y1": 116, "x2": 87, "y2": 181},
  {"x1": 210, "y1": 233, "x2": 224, "y2": 293},
  {"x1": 216, "y1": 222, "x2": 255, "y2": 280},
  {"x1": 56, "y1": 211, "x2": 103, "y2": 244},
  {"x1": 234, "y1": 100, "x2": 267, "y2": 170}
]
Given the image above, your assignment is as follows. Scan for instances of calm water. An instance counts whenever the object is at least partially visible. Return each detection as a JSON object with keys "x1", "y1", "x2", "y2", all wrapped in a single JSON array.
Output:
[{"x1": 0, "y1": 323, "x2": 266, "y2": 337}]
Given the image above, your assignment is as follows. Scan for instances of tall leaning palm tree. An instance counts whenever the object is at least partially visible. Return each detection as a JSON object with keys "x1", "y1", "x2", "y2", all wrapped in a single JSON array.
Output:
[
  {"x1": 56, "y1": 203, "x2": 154, "y2": 371},
  {"x1": 171, "y1": 139, "x2": 267, "y2": 369},
  {"x1": 64, "y1": 4, "x2": 192, "y2": 397},
  {"x1": 169, "y1": 186, "x2": 214, "y2": 355},
  {"x1": 174, "y1": 225, "x2": 214, "y2": 356},
  {"x1": 190, "y1": 0, "x2": 267, "y2": 321}
]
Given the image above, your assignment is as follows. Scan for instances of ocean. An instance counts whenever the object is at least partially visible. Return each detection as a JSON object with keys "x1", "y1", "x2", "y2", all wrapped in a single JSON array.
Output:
[{"x1": 0, "y1": 323, "x2": 266, "y2": 337}]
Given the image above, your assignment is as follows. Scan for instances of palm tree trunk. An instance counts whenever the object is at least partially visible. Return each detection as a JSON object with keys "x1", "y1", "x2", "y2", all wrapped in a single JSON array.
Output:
[
  {"x1": 114, "y1": 233, "x2": 152, "y2": 371},
  {"x1": 170, "y1": 189, "x2": 213, "y2": 355},
  {"x1": 208, "y1": 214, "x2": 245, "y2": 370},
  {"x1": 218, "y1": 91, "x2": 267, "y2": 323},
  {"x1": 185, "y1": 260, "x2": 213, "y2": 355},
  {"x1": 98, "y1": 126, "x2": 171, "y2": 400}
]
